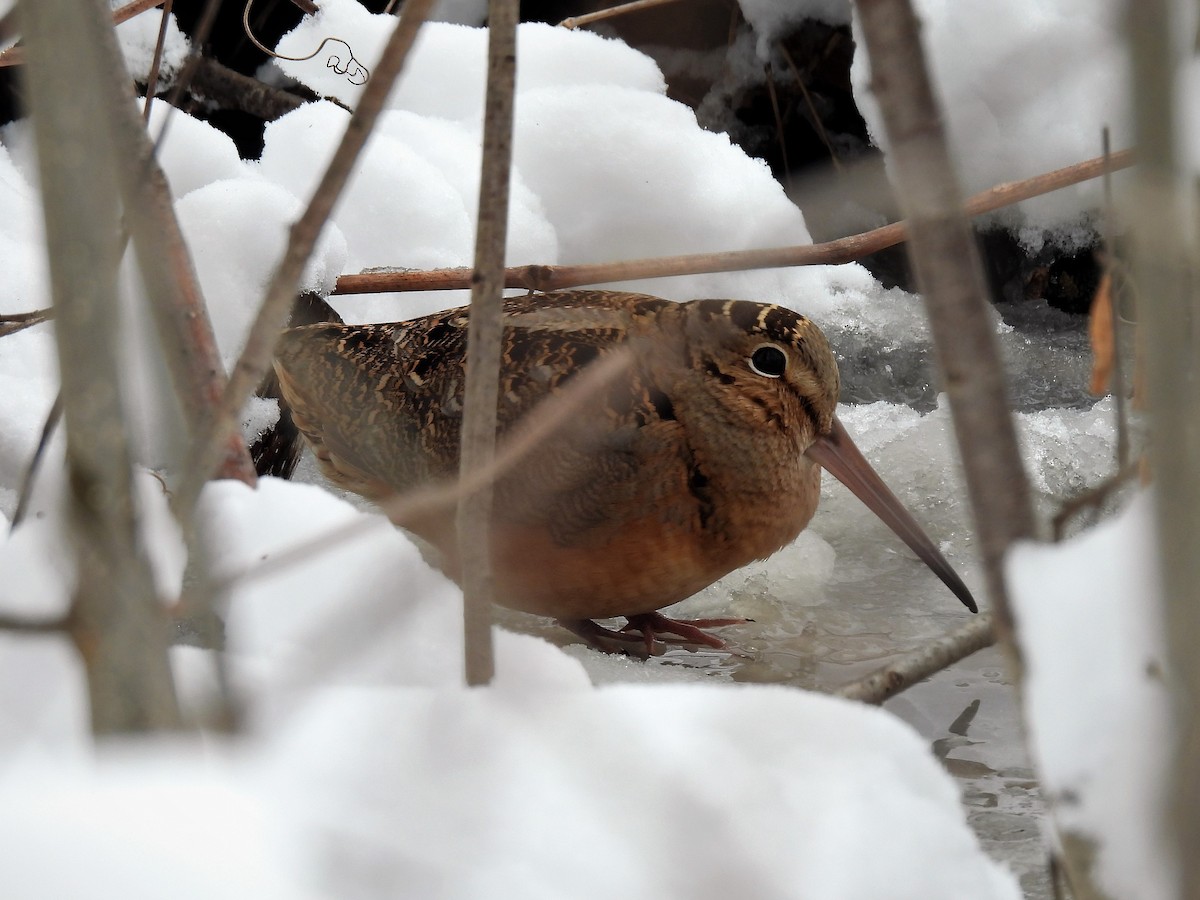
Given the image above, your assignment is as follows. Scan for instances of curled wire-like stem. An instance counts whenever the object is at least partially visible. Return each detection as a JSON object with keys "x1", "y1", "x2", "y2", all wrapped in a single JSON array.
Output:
[{"x1": 243, "y1": 0, "x2": 369, "y2": 85}]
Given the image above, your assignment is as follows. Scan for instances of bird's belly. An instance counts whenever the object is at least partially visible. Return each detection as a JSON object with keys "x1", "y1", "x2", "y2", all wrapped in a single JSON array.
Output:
[
  {"x1": 485, "y1": 516, "x2": 741, "y2": 618},
  {"x1": 417, "y1": 501, "x2": 818, "y2": 621}
]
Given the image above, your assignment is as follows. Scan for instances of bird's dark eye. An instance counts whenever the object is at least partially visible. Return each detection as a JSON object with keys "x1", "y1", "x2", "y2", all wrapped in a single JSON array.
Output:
[{"x1": 748, "y1": 344, "x2": 787, "y2": 378}]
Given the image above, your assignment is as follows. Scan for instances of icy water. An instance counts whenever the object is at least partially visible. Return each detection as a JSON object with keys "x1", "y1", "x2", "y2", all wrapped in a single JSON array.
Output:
[{"x1": 496, "y1": 298, "x2": 1119, "y2": 899}]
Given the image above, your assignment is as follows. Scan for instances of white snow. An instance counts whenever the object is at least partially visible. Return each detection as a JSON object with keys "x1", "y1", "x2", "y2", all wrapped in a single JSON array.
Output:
[
  {"x1": 111, "y1": 0, "x2": 191, "y2": 84},
  {"x1": 851, "y1": 0, "x2": 1133, "y2": 248},
  {"x1": 1008, "y1": 492, "x2": 1175, "y2": 899},
  {"x1": 0, "y1": 5, "x2": 1170, "y2": 897}
]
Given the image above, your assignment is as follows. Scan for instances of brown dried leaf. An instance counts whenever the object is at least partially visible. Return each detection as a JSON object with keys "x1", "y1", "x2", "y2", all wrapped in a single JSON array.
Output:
[{"x1": 1088, "y1": 271, "x2": 1114, "y2": 395}]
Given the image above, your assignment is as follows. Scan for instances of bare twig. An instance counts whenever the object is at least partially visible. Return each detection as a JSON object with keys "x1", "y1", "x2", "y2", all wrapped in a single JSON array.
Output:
[
  {"x1": 11, "y1": 393, "x2": 62, "y2": 531},
  {"x1": 853, "y1": 0, "x2": 1034, "y2": 651},
  {"x1": 763, "y1": 64, "x2": 790, "y2": 180},
  {"x1": 24, "y1": 0, "x2": 182, "y2": 733},
  {"x1": 456, "y1": 0, "x2": 520, "y2": 686},
  {"x1": 141, "y1": 0, "x2": 174, "y2": 121},
  {"x1": 332, "y1": 148, "x2": 1135, "y2": 296},
  {"x1": 835, "y1": 614, "x2": 995, "y2": 704},
  {"x1": 559, "y1": 0, "x2": 685, "y2": 30},
  {"x1": 176, "y1": 0, "x2": 437, "y2": 518},
  {"x1": 780, "y1": 44, "x2": 843, "y2": 173},
  {"x1": 0, "y1": 612, "x2": 69, "y2": 633},
  {"x1": 1051, "y1": 460, "x2": 1140, "y2": 542},
  {"x1": 95, "y1": 3, "x2": 256, "y2": 488},
  {"x1": 1100, "y1": 128, "x2": 1131, "y2": 469},
  {"x1": 187, "y1": 55, "x2": 305, "y2": 121},
  {"x1": 0, "y1": 0, "x2": 168, "y2": 68},
  {"x1": 0, "y1": 308, "x2": 52, "y2": 337}
]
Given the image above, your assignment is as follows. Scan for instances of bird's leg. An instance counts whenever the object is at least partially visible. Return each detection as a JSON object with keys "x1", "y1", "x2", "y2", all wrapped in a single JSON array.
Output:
[
  {"x1": 556, "y1": 618, "x2": 660, "y2": 656},
  {"x1": 620, "y1": 612, "x2": 746, "y2": 650}
]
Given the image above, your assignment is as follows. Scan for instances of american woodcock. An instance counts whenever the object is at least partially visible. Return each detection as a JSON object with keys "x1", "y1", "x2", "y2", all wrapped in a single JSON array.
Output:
[{"x1": 273, "y1": 289, "x2": 977, "y2": 653}]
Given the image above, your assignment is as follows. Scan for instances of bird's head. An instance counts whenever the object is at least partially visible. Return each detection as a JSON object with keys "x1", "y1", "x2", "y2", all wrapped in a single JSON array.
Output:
[{"x1": 680, "y1": 299, "x2": 978, "y2": 614}]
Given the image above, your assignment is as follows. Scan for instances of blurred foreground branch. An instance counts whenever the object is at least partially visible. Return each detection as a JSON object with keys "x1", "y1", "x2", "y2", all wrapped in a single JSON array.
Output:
[
  {"x1": 853, "y1": 0, "x2": 1034, "y2": 652},
  {"x1": 457, "y1": 0, "x2": 520, "y2": 686},
  {"x1": 22, "y1": 0, "x2": 182, "y2": 733},
  {"x1": 332, "y1": 148, "x2": 1133, "y2": 296},
  {"x1": 1125, "y1": 0, "x2": 1197, "y2": 893}
]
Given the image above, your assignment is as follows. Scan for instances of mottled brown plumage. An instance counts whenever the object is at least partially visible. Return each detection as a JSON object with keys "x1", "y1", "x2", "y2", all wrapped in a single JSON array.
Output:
[{"x1": 274, "y1": 289, "x2": 975, "y2": 652}]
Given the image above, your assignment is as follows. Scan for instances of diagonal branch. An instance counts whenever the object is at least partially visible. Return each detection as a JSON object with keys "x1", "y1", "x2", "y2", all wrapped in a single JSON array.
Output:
[
  {"x1": 22, "y1": 0, "x2": 182, "y2": 733},
  {"x1": 835, "y1": 615, "x2": 995, "y2": 704}
]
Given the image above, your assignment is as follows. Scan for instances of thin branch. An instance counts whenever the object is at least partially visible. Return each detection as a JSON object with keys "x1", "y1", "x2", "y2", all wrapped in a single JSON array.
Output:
[
  {"x1": 331, "y1": 148, "x2": 1135, "y2": 296},
  {"x1": 1050, "y1": 461, "x2": 1140, "y2": 541},
  {"x1": 456, "y1": 0, "x2": 519, "y2": 686},
  {"x1": 1126, "y1": 1, "x2": 1200, "y2": 892},
  {"x1": 780, "y1": 43, "x2": 843, "y2": 173},
  {"x1": 141, "y1": 0, "x2": 174, "y2": 121},
  {"x1": 559, "y1": 0, "x2": 685, "y2": 30},
  {"x1": 0, "y1": 308, "x2": 52, "y2": 337},
  {"x1": 763, "y1": 64, "x2": 791, "y2": 181},
  {"x1": 853, "y1": 0, "x2": 1035, "y2": 652},
  {"x1": 0, "y1": 612, "x2": 69, "y2": 633},
  {"x1": 0, "y1": 0, "x2": 168, "y2": 68},
  {"x1": 186, "y1": 55, "x2": 305, "y2": 121},
  {"x1": 11, "y1": 393, "x2": 62, "y2": 531},
  {"x1": 98, "y1": 1, "x2": 256, "y2": 488},
  {"x1": 1100, "y1": 128, "x2": 1131, "y2": 469},
  {"x1": 175, "y1": 0, "x2": 438, "y2": 519},
  {"x1": 835, "y1": 614, "x2": 995, "y2": 704}
]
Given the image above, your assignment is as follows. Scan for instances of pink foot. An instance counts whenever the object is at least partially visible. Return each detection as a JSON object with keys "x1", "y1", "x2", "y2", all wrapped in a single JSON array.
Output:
[{"x1": 557, "y1": 613, "x2": 747, "y2": 656}]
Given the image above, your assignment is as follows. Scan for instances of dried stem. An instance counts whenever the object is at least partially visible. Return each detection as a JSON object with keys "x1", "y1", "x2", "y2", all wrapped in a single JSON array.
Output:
[
  {"x1": 559, "y1": 0, "x2": 685, "y2": 30},
  {"x1": 96, "y1": 1, "x2": 256, "y2": 488},
  {"x1": 457, "y1": 0, "x2": 520, "y2": 686},
  {"x1": 332, "y1": 148, "x2": 1135, "y2": 296},
  {"x1": 187, "y1": 55, "x2": 305, "y2": 121},
  {"x1": 22, "y1": 0, "x2": 182, "y2": 733},
  {"x1": 763, "y1": 64, "x2": 791, "y2": 180},
  {"x1": 1100, "y1": 128, "x2": 1131, "y2": 469},
  {"x1": 780, "y1": 44, "x2": 843, "y2": 173},
  {"x1": 1125, "y1": 1, "x2": 1198, "y2": 893},
  {"x1": 11, "y1": 393, "x2": 62, "y2": 531},
  {"x1": 0, "y1": 612, "x2": 69, "y2": 633},
  {"x1": 141, "y1": 0, "x2": 174, "y2": 120},
  {"x1": 835, "y1": 614, "x2": 995, "y2": 704},
  {"x1": 0, "y1": 0, "x2": 167, "y2": 68},
  {"x1": 853, "y1": 0, "x2": 1034, "y2": 651},
  {"x1": 0, "y1": 308, "x2": 52, "y2": 337},
  {"x1": 176, "y1": 0, "x2": 437, "y2": 518}
]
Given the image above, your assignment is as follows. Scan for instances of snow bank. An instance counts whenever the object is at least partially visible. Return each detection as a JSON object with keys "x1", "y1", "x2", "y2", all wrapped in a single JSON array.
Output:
[{"x1": 1008, "y1": 492, "x2": 1175, "y2": 899}]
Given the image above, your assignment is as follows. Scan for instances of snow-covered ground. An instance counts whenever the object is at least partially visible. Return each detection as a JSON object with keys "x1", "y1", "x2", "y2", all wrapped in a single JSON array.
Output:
[{"x1": 0, "y1": 3, "x2": 1175, "y2": 897}]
